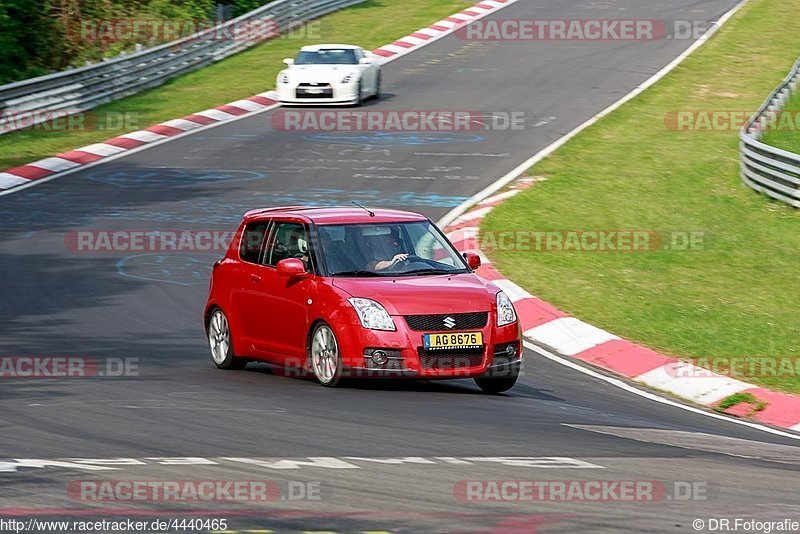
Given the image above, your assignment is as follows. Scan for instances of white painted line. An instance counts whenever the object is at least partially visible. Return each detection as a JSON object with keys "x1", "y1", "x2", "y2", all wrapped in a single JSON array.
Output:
[
  {"x1": 413, "y1": 27, "x2": 443, "y2": 38},
  {"x1": 437, "y1": 0, "x2": 751, "y2": 229},
  {"x1": 0, "y1": 173, "x2": 30, "y2": 189},
  {"x1": 75, "y1": 143, "x2": 127, "y2": 157},
  {"x1": 433, "y1": 19, "x2": 459, "y2": 29},
  {"x1": 228, "y1": 99, "x2": 266, "y2": 112},
  {"x1": 522, "y1": 340, "x2": 800, "y2": 440},
  {"x1": 28, "y1": 157, "x2": 80, "y2": 173},
  {"x1": 161, "y1": 118, "x2": 204, "y2": 131},
  {"x1": 398, "y1": 35, "x2": 428, "y2": 46},
  {"x1": 492, "y1": 278, "x2": 533, "y2": 303},
  {"x1": 525, "y1": 317, "x2": 618, "y2": 356},
  {"x1": 454, "y1": 206, "x2": 493, "y2": 223},
  {"x1": 377, "y1": 44, "x2": 413, "y2": 55},
  {"x1": 194, "y1": 109, "x2": 236, "y2": 121},
  {"x1": 120, "y1": 130, "x2": 167, "y2": 143},
  {"x1": 635, "y1": 363, "x2": 752, "y2": 405},
  {"x1": 479, "y1": 189, "x2": 521, "y2": 205}
]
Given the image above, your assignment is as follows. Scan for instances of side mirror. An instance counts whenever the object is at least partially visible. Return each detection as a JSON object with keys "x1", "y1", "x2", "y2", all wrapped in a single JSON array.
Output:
[
  {"x1": 283, "y1": 58, "x2": 295, "y2": 66},
  {"x1": 276, "y1": 258, "x2": 308, "y2": 278},
  {"x1": 359, "y1": 57, "x2": 372, "y2": 65},
  {"x1": 463, "y1": 252, "x2": 481, "y2": 270}
]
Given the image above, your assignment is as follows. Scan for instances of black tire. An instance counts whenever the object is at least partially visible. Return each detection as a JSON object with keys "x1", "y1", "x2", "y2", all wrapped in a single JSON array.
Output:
[
  {"x1": 207, "y1": 309, "x2": 247, "y2": 370},
  {"x1": 374, "y1": 72, "x2": 382, "y2": 100},
  {"x1": 355, "y1": 81, "x2": 363, "y2": 107},
  {"x1": 474, "y1": 371, "x2": 519, "y2": 394},
  {"x1": 309, "y1": 322, "x2": 345, "y2": 387}
]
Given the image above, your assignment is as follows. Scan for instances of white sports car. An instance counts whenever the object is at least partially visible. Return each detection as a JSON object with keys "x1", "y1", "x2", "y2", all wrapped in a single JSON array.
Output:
[{"x1": 276, "y1": 44, "x2": 382, "y2": 106}]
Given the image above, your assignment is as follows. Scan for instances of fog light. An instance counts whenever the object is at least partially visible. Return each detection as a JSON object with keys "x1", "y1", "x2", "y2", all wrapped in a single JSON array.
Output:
[
  {"x1": 371, "y1": 350, "x2": 389, "y2": 365},
  {"x1": 505, "y1": 344, "x2": 518, "y2": 357}
]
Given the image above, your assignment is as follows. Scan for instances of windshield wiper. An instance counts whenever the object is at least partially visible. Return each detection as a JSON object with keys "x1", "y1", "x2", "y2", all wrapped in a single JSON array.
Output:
[
  {"x1": 400, "y1": 268, "x2": 461, "y2": 276},
  {"x1": 331, "y1": 270, "x2": 385, "y2": 277}
]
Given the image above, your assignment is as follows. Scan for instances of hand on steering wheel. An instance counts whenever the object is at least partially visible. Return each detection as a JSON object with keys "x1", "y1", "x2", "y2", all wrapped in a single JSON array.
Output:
[{"x1": 390, "y1": 253, "x2": 409, "y2": 265}]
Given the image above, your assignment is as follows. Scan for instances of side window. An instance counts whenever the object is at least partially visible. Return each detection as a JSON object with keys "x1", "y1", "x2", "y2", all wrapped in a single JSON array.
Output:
[
  {"x1": 265, "y1": 222, "x2": 310, "y2": 270},
  {"x1": 239, "y1": 221, "x2": 270, "y2": 264}
]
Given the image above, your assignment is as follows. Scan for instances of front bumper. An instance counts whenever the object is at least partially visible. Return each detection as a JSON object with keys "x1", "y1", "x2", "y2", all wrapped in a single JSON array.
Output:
[
  {"x1": 277, "y1": 82, "x2": 359, "y2": 105},
  {"x1": 331, "y1": 314, "x2": 522, "y2": 379}
]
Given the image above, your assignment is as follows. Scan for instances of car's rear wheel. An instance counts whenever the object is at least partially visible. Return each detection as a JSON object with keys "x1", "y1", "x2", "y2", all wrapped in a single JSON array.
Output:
[
  {"x1": 374, "y1": 72, "x2": 382, "y2": 99},
  {"x1": 208, "y1": 309, "x2": 246, "y2": 370},
  {"x1": 474, "y1": 369, "x2": 519, "y2": 394},
  {"x1": 355, "y1": 81, "x2": 363, "y2": 106},
  {"x1": 310, "y1": 322, "x2": 344, "y2": 387}
]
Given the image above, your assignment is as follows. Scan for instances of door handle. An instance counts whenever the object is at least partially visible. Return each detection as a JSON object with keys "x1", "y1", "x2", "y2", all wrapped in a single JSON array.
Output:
[{"x1": 250, "y1": 274, "x2": 261, "y2": 282}]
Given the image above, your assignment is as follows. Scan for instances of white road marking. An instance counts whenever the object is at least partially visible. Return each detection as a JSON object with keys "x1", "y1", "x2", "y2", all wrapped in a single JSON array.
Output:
[
  {"x1": 524, "y1": 340, "x2": 800, "y2": 441},
  {"x1": 0, "y1": 456, "x2": 604, "y2": 473}
]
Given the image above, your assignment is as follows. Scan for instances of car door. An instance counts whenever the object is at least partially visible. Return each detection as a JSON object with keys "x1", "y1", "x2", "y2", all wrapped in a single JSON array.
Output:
[
  {"x1": 249, "y1": 219, "x2": 317, "y2": 364},
  {"x1": 229, "y1": 219, "x2": 272, "y2": 358}
]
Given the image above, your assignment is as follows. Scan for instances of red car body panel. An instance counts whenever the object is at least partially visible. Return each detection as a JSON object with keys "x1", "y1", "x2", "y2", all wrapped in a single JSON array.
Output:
[{"x1": 205, "y1": 207, "x2": 522, "y2": 379}]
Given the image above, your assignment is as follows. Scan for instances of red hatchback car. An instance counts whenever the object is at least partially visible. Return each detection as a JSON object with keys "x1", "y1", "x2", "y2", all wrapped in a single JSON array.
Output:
[{"x1": 204, "y1": 206, "x2": 522, "y2": 392}]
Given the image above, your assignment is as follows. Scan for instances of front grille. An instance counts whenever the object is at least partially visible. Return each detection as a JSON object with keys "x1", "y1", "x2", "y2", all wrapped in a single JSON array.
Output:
[
  {"x1": 418, "y1": 347, "x2": 485, "y2": 370},
  {"x1": 296, "y1": 83, "x2": 333, "y2": 98},
  {"x1": 404, "y1": 312, "x2": 488, "y2": 332}
]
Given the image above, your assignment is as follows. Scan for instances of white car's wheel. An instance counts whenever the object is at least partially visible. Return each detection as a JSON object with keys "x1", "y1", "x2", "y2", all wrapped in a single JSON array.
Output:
[
  {"x1": 355, "y1": 80, "x2": 363, "y2": 107},
  {"x1": 310, "y1": 323, "x2": 344, "y2": 387},
  {"x1": 374, "y1": 72, "x2": 382, "y2": 100}
]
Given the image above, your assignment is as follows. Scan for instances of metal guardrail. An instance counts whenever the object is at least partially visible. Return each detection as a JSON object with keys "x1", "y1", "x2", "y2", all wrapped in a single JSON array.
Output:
[
  {"x1": 0, "y1": 0, "x2": 364, "y2": 135},
  {"x1": 740, "y1": 58, "x2": 800, "y2": 207}
]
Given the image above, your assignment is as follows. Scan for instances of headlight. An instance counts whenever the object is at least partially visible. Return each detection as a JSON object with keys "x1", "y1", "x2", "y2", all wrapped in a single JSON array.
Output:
[
  {"x1": 348, "y1": 298, "x2": 396, "y2": 331},
  {"x1": 496, "y1": 291, "x2": 517, "y2": 326},
  {"x1": 341, "y1": 73, "x2": 356, "y2": 83},
  {"x1": 279, "y1": 72, "x2": 289, "y2": 83}
]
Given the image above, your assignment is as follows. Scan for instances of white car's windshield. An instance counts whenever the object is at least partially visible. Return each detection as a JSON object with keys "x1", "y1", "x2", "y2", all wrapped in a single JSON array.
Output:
[
  {"x1": 295, "y1": 49, "x2": 359, "y2": 65},
  {"x1": 318, "y1": 221, "x2": 470, "y2": 277}
]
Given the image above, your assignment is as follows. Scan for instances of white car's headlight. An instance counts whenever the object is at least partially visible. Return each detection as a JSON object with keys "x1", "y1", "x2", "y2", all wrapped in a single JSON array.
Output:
[
  {"x1": 496, "y1": 291, "x2": 517, "y2": 326},
  {"x1": 348, "y1": 298, "x2": 396, "y2": 331},
  {"x1": 279, "y1": 72, "x2": 290, "y2": 83},
  {"x1": 341, "y1": 73, "x2": 357, "y2": 84}
]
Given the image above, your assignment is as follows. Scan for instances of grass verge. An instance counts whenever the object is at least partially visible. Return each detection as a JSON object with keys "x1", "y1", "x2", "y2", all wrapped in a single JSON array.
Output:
[
  {"x1": 482, "y1": 0, "x2": 800, "y2": 393},
  {"x1": 0, "y1": 0, "x2": 468, "y2": 170},
  {"x1": 761, "y1": 89, "x2": 800, "y2": 153}
]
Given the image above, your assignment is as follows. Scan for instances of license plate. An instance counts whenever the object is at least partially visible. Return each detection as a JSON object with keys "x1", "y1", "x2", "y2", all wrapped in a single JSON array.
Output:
[{"x1": 423, "y1": 331, "x2": 483, "y2": 350}]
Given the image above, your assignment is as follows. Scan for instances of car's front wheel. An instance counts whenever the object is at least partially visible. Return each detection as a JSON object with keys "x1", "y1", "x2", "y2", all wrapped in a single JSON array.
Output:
[
  {"x1": 208, "y1": 309, "x2": 247, "y2": 370},
  {"x1": 474, "y1": 369, "x2": 519, "y2": 394},
  {"x1": 310, "y1": 322, "x2": 344, "y2": 387}
]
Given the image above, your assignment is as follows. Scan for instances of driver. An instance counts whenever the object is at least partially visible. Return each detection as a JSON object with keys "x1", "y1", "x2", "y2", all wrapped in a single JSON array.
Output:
[{"x1": 365, "y1": 231, "x2": 408, "y2": 271}]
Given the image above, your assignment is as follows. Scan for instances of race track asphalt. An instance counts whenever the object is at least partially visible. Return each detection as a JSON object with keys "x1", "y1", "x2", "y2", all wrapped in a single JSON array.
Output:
[{"x1": 4, "y1": 1, "x2": 799, "y2": 532}]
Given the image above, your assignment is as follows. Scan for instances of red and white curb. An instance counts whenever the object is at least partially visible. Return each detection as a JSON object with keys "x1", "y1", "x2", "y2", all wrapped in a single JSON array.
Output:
[
  {"x1": 0, "y1": 92, "x2": 280, "y2": 191},
  {"x1": 0, "y1": 0, "x2": 516, "y2": 192},
  {"x1": 372, "y1": 0, "x2": 516, "y2": 64},
  {"x1": 444, "y1": 182, "x2": 800, "y2": 432}
]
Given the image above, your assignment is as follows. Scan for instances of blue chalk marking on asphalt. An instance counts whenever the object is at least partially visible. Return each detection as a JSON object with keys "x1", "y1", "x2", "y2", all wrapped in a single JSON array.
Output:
[
  {"x1": 303, "y1": 132, "x2": 484, "y2": 147},
  {"x1": 269, "y1": 188, "x2": 470, "y2": 208},
  {"x1": 116, "y1": 253, "x2": 214, "y2": 286},
  {"x1": 87, "y1": 168, "x2": 267, "y2": 188}
]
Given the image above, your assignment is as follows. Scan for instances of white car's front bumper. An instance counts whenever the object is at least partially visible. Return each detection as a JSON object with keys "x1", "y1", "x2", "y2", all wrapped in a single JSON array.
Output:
[{"x1": 277, "y1": 81, "x2": 360, "y2": 105}]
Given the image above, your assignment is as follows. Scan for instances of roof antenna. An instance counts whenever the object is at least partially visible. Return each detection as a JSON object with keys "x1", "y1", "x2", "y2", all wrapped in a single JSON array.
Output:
[{"x1": 352, "y1": 201, "x2": 375, "y2": 217}]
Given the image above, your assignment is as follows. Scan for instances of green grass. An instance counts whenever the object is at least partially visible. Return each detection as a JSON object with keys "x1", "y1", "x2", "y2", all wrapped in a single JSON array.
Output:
[
  {"x1": 481, "y1": 0, "x2": 800, "y2": 393},
  {"x1": 717, "y1": 392, "x2": 766, "y2": 414},
  {"x1": 761, "y1": 89, "x2": 800, "y2": 153},
  {"x1": 0, "y1": 0, "x2": 468, "y2": 169}
]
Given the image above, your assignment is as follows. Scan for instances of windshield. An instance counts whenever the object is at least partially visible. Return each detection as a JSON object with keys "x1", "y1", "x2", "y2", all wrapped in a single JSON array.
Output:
[
  {"x1": 317, "y1": 220, "x2": 470, "y2": 277},
  {"x1": 295, "y1": 49, "x2": 359, "y2": 65}
]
